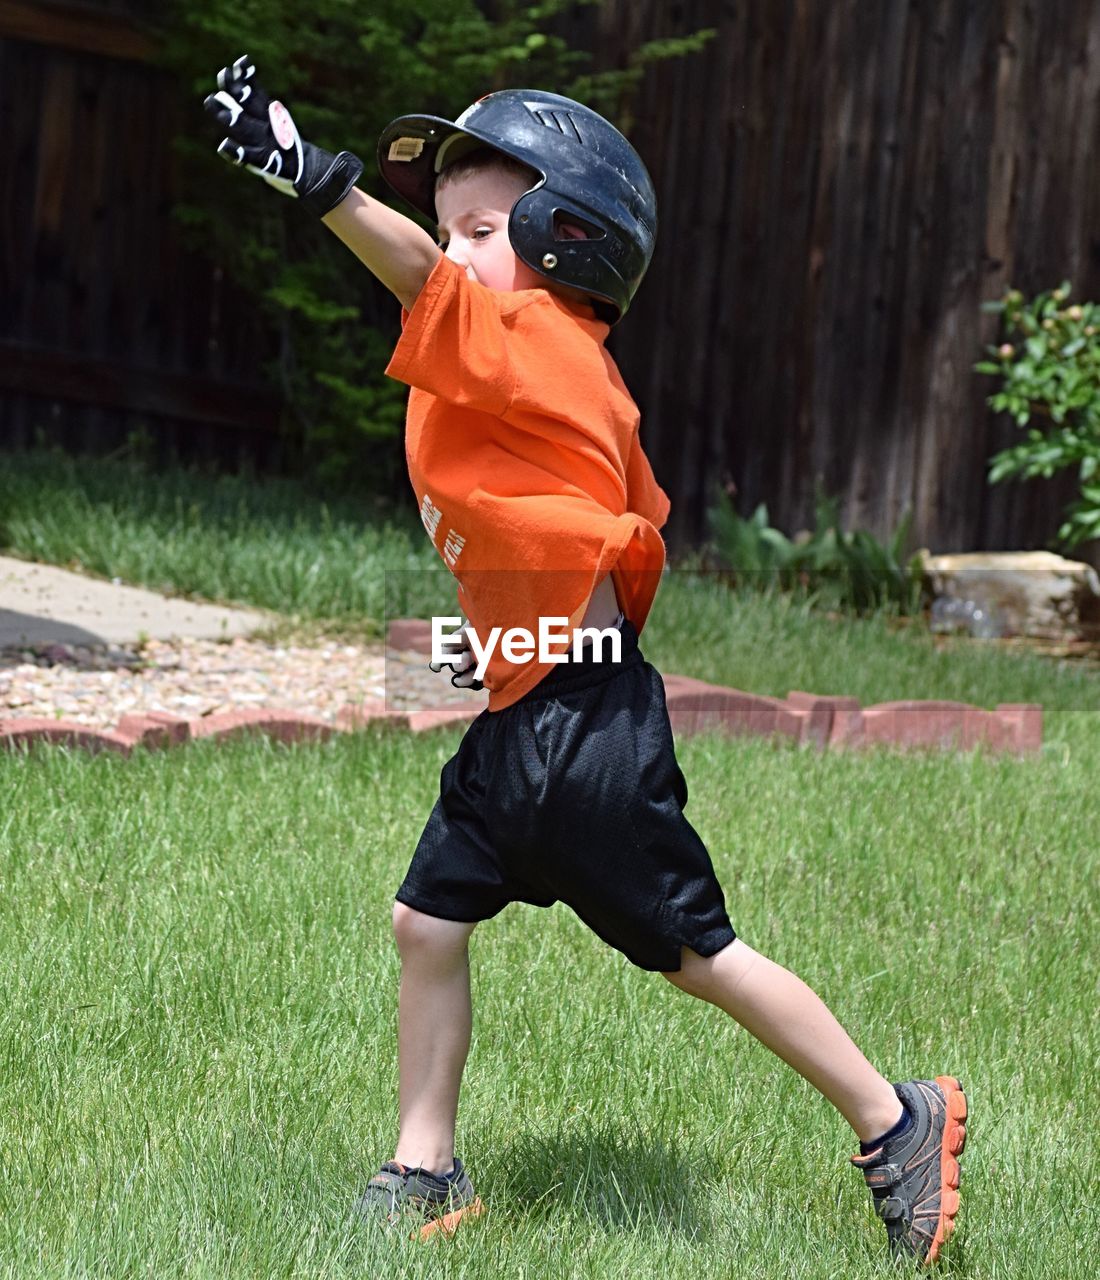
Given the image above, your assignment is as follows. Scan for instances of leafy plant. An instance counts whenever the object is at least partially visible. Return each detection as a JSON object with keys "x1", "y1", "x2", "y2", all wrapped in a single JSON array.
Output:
[
  {"x1": 704, "y1": 488, "x2": 925, "y2": 616},
  {"x1": 706, "y1": 494, "x2": 796, "y2": 588},
  {"x1": 976, "y1": 282, "x2": 1100, "y2": 548},
  {"x1": 158, "y1": 0, "x2": 714, "y2": 488}
]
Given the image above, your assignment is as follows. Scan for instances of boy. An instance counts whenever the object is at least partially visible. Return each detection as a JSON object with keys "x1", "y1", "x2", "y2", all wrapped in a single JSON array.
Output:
[{"x1": 204, "y1": 58, "x2": 967, "y2": 1264}]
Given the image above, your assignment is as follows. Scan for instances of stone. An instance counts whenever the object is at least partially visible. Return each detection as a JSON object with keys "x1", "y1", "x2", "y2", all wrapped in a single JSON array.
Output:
[
  {"x1": 188, "y1": 709, "x2": 335, "y2": 744},
  {"x1": 386, "y1": 618, "x2": 435, "y2": 655},
  {"x1": 0, "y1": 718, "x2": 134, "y2": 755},
  {"x1": 785, "y1": 691, "x2": 861, "y2": 749},
  {"x1": 919, "y1": 550, "x2": 1100, "y2": 639},
  {"x1": 408, "y1": 704, "x2": 483, "y2": 733}
]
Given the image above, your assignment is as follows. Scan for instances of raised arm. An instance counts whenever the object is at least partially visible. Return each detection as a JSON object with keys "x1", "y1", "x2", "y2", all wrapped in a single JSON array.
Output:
[
  {"x1": 203, "y1": 55, "x2": 439, "y2": 309},
  {"x1": 321, "y1": 189, "x2": 439, "y2": 312}
]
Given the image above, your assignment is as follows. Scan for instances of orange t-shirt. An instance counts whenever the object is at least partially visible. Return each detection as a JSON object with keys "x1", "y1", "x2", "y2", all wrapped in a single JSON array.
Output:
[{"x1": 385, "y1": 253, "x2": 670, "y2": 710}]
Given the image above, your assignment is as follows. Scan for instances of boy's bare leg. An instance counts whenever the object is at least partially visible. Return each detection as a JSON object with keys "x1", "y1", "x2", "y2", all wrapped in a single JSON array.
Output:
[
  {"x1": 390, "y1": 903, "x2": 478, "y2": 1173},
  {"x1": 663, "y1": 940, "x2": 904, "y2": 1144}
]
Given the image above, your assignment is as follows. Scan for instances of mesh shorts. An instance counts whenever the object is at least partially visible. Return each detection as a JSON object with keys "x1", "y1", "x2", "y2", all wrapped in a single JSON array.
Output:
[{"x1": 396, "y1": 619, "x2": 736, "y2": 971}]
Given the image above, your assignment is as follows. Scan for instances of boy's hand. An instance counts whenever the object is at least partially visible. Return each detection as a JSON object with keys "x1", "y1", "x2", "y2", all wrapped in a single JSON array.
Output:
[
  {"x1": 428, "y1": 623, "x2": 484, "y2": 691},
  {"x1": 202, "y1": 55, "x2": 364, "y2": 218}
]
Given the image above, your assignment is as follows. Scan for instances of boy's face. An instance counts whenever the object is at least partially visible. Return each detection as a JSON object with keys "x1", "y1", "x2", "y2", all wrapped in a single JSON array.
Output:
[{"x1": 434, "y1": 168, "x2": 545, "y2": 293}]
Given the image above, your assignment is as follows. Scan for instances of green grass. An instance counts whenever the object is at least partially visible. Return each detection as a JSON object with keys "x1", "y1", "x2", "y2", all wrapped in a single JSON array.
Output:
[
  {"x1": 642, "y1": 575, "x2": 1100, "y2": 715},
  {"x1": 3, "y1": 448, "x2": 1098, "y2": 719},
  {"x1": 2, "y1": 449, "x2": 1099, "y2": 1274},
  {"x1": 1, "y1": 728, "x2": 1096, "y2": 1278},
  {"x1": 0, "y1": 450, "x2": 445, "y2": 634}
]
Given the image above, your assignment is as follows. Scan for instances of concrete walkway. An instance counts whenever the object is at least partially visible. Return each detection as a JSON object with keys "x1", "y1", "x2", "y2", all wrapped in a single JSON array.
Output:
[{"x1": 0, "y1": 556, "x2": 269, "y2": 648}]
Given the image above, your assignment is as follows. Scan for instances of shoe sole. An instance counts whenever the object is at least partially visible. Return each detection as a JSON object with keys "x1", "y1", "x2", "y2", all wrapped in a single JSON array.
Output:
[
  {"x1": 416, "y1": 1196, "x2": 486, "y2": 1242},
  {"x1": 926, "y1": 1075, "x2": 967, "y2": 1266}
]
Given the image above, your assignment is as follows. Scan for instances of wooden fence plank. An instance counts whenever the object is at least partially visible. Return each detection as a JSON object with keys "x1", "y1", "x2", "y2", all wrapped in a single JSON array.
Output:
[
  {"x1": 4, "y1": 2, "x2": 1100, "y2": 565},
  {"x1": 0, "y1": 0, "x2": 156, "y2": 61},
  {"x1": 559, "y1": 0, "x2": 1100, "y2": 562},
  {"x1": 0, "y1": 342, "x2": 282, "y2": 431}
]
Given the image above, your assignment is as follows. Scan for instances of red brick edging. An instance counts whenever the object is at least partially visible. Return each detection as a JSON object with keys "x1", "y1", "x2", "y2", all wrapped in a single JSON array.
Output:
[
  {"x1": 661, "y1": 677, "x2": 1041, "y2": 754},
  {"x1": 0, "y1": 620, "x2": 1042, "y2": 757}
]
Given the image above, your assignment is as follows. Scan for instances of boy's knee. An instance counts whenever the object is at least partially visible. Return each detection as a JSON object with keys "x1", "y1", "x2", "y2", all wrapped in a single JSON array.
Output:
[
  {"x1": 661, "y1": 943, "x2": 745, "y2": 1000},
  {"x1": 661, "y1": 946, "x2": 710, "y2": 997},
  {"x1": 392, "y1": 901, "x2": 474, "y2": 959}
]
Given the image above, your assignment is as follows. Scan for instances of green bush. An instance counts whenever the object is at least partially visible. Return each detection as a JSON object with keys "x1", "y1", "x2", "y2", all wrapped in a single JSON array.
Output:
[
  {"x1": 702, "y1": 489, "x2": 925, "y2": 616},
  {"x1": 976, "y1": 282, "x2": 1100, "y2": 549}
]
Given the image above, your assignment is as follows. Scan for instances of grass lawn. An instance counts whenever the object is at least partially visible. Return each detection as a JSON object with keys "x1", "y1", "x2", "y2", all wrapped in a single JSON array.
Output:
[
  {"x1": 0, "y1": 450, "x2": 441, "y2": 635},
  {"x1": 1, "y1": 728, "x2": 1096, "y2": 1278},
  {"x1": 2, "y1": 449, "x2": 1098, "y2": 1276},
  {"x1": 3, "y1": 448, "x2": 1099, "y2": 714}
]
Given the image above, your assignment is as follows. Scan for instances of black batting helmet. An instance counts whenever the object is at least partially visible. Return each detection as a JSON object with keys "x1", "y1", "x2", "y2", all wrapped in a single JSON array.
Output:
[{"x1": 377, "y1": 89, "x2": 657, "y2": 324}]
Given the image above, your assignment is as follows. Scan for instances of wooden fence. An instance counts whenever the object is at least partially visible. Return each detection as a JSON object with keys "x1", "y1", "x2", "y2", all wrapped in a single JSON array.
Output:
[
  {"x1": 564, "y1": 0, "x2": 1100, "y2": 559},
  {"x1": 0, "y1": 0, "x2": 284, "y2": 468},
  {"x1": 3, "y1": 0, "x2": 1099, "y2": 561}
]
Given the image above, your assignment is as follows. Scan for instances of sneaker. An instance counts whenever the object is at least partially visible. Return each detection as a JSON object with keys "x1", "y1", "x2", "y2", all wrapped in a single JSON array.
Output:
[
  {"x1": 851, "y1": 1076, "x2": 967, "y2": 1265},
  {"x1": 353, "y1": 1158, "x2": 485, "y2": 1241}
]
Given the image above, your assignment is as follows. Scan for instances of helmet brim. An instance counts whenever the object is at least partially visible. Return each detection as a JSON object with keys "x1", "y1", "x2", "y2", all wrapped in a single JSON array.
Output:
[{"x1": 377, "y1": 112, "x2": 547, "y2": 221}]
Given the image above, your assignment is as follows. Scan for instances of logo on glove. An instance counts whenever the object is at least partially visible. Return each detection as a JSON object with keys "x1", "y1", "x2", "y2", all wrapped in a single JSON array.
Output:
[{"x1": 269, "y1": 101, "x2": 296, "y2": 150}]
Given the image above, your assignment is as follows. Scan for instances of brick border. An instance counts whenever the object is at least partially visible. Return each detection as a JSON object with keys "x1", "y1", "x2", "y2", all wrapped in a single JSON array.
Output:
[{"x1": 0, "y1": 620, "x2": 1043, "y2": 757}]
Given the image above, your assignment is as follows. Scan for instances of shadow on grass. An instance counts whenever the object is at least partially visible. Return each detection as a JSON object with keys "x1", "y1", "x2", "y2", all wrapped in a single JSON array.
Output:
[{"x1": 481, "y1": 1121, "x2": 714, "y2": 1239}]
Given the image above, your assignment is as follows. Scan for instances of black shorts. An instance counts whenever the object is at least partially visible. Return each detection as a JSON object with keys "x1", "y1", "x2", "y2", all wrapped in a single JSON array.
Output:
[{"x1": 396, "y1": 619, "x2": 736, "y2": 972}]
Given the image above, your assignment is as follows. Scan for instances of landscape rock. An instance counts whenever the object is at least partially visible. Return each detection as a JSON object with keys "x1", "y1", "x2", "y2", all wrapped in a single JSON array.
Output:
[{"x1": 920, "y1": 550, "x2": 1100, "y2": 639}]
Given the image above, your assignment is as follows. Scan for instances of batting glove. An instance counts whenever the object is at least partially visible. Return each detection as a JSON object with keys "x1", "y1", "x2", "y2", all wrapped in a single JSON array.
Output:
[{"x1": 202, "y1": 55, "x2": 363, "y2": 218}]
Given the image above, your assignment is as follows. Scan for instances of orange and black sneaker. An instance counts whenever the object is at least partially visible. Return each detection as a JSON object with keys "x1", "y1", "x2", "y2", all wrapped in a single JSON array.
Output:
[
  {"x1": 851, "y1": 1077, "x2": 968, "y2": 1266},
  {"x1": 353, "y1": 1158, "x2": 485, "y2": 1241}
]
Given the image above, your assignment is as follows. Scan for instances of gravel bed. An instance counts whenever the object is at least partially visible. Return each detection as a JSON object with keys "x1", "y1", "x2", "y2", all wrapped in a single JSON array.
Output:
[{"x1": 0, "y1": 636, "x2": 485, "y2": 728}]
